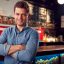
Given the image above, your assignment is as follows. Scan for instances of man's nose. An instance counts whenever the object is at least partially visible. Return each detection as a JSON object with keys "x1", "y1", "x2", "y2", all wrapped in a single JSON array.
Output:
[{"x1": 18, "y1": 15, "x2": 22, "y2": 19}]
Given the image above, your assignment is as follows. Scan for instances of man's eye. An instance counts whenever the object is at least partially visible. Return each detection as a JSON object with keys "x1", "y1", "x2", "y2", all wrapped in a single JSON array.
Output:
[
  {"x1": 16, "y1": 13, "x2": 19, "y2": 15},
  {"x1": 22, "y1": 14, "x2": 27, "y2": 16}
]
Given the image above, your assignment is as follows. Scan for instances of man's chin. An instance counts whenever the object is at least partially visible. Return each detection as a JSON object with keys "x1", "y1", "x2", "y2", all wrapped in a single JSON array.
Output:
[{"x1": 17, "y1": 24, "x2": 26, "y2": 27}]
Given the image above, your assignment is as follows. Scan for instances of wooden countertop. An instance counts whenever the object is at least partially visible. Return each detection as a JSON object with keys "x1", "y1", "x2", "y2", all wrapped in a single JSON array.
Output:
[{"x1": 37, "y1": 45, "x2": 64, "y2": 52}]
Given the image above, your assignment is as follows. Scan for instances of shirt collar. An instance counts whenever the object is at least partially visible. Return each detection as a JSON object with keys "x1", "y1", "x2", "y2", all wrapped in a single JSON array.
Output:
[{"x1": 14, "y1": 26, "x2": 29, "y2": 34}]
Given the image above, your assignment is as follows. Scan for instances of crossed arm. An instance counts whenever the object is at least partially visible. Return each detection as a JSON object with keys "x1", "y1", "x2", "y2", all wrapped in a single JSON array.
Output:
[
  {"x1": 0, "y1": 29, "x2": 39, "y2": 62},
  {"x1": 0, "y1": 29, "x2": 26, "y2": 55},
  {"x1": 8, "y1": 44, "x2": 25, "y2": 55}
]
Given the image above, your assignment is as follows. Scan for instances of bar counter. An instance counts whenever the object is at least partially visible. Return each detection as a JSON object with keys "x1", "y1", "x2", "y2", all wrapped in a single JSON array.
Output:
[
  {"x1": 37, "y1": 45, "x2": 64, "y2": 56},
  {"x1": 38, "y1": 45, "x2": 64, "y2": 52}
]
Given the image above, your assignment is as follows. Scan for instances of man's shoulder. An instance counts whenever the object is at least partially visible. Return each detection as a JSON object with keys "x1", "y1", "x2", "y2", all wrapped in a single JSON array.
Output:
[
  {"x1": 4, "y1": 26, "x2": 15, "y2": 32},
  {"x1": 28, "y1": 27, "x2": 38, "y2": 34}
]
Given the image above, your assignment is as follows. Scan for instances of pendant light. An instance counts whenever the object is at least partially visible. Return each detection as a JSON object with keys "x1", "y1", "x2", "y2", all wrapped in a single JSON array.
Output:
[{"x1": 57, "y1": 0, "x2": 64, "y2": 4}]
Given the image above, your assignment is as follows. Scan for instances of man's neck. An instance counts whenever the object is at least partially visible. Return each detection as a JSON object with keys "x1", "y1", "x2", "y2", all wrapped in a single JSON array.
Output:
[{"x1": 16, "y1": 25, "x2": 24, "y2": 32}]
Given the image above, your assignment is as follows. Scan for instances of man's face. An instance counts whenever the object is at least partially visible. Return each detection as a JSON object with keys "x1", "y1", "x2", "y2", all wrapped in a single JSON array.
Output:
[{"x1": 14, "y1": 7, "x2": 28, "y2": 26}]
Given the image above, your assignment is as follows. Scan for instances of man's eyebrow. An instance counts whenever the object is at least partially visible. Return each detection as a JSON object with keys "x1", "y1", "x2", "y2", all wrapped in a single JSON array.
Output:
[{"x1": 16, "y1": 13, "x2": 19, "y2": 15}]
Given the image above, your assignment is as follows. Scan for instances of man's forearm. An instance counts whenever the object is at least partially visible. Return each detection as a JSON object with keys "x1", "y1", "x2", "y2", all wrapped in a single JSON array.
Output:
[{"x1": 8, "y1": 45, "x2": 25, "y2": 55}]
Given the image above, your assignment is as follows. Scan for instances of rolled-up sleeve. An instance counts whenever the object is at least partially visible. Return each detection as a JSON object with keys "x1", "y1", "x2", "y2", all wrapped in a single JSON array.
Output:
[
  {"x1": 0, "y1": 28, "x2": 11, "y2": 56},
  {"x1": 15, "y1": 31, "x2": 39, "y2": 62},
  {"x1": 0, "y1": 29, "x2": 7, "y2": 44},
  {"x1": 0, "y1": 44, "x2": 10, "y2": 56}
]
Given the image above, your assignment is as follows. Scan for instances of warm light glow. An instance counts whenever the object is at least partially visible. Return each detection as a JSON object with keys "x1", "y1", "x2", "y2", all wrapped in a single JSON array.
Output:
[{"x1": 57, "y1": 0, "x2": 64, "y2": 4}]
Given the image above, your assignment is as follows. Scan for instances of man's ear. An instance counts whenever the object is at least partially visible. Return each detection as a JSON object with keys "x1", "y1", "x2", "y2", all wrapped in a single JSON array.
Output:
[
  {"x1": 26, "y1": 14, "x2": 29, "y2": 21},
  {"x1": 27, "y1": 13, "x2": 31, "y2": 20},
  {"x1": 27, "y1": 13, "x2": 29, "y2": 18}
]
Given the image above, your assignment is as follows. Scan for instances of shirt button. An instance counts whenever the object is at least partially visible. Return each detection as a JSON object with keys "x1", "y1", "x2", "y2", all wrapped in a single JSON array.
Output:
[{"x1": 17, "y1": 34, "x2": 19, "y2": 37}]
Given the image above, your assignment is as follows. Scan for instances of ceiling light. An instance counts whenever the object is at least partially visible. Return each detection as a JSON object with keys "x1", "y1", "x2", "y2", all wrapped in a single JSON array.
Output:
[{"x1": 57, "y1": 0, "x2": 64, "y2": 4}]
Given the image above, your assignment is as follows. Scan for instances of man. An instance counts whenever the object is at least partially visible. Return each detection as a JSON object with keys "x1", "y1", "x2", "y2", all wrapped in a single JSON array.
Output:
[{"x1": 0, "y1": 1, "x2": 39, "y2": 64}]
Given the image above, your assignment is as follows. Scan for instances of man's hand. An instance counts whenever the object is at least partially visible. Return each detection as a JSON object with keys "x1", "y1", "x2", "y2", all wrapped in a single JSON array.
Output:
[{"x1": 8, "y1": 44, "x2": 25, "y2": 55}]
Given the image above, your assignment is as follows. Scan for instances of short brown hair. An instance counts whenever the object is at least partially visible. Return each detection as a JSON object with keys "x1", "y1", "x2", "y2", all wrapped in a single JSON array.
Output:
[{"x1": 14, "y1": 1, "x2": 29, "y2": 13}]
